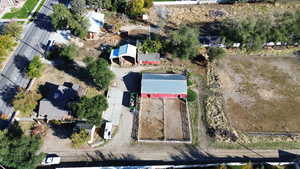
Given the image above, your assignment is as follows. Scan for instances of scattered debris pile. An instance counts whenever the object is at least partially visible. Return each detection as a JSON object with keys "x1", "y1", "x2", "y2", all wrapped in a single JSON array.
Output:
[{"x1": 204, "y1": 62, "x2": 240, "y2": 143}]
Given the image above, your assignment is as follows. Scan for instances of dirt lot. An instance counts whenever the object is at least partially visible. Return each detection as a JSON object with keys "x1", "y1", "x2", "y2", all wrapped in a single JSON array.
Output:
[
  {"x1": 139, "y1": 98, "x2": 164, "y2": 140},
  {"x1": 149, "y1": 2, "x2": 300, "y2": 27},
  {"x1": 32, "y1": 63, "x2": 101, "y2": 97},
  {"x1": 217, "y1": 52, "x2": 300, "y2": 133},
  {"x1": 164, "y1": 99, "x2": 188, "y2": 140},
  {"x1": 139, "y1": 98, "x2": 191, "y2": 141}
]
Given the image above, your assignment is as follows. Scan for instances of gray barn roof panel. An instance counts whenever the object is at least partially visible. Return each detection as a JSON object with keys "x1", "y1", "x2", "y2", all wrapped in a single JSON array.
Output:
[{"x1": 141, "y1": 73, "x2": 187, "y2": 94}]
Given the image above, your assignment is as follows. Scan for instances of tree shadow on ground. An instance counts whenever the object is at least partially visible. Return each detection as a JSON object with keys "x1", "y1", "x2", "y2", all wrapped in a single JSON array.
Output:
[
  {"x1": 37, "y1": 148, "x2": 300, "y2": 169},
  {"x1": 51, "y1": 59, "x2": 94, "y2": 88},
  {"x1": 170, "y1": 144, "x2": 299, "y2": 164},
  {"x1": 13, "y1": 54, "x2": 30, "y2": 75},
  {"x1": 49, "y1": 122, "x2": 74, "y2": 139},
  {"x1": 0, "y1": 84, "x2": 18, "y2": 110},
  {"x1": 31, "y1": 12, "x2": 53, "y2": 33},
  {"x1": 294, "y1": 50, "x2": 300, "y2": 62}
]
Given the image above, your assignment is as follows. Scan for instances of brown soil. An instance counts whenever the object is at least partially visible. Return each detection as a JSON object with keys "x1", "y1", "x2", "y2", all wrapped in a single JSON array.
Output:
[
  {"x1": 164, "y1": 99, "x2": 186, "y2": 140},
  {"x1": 139, "y1": 98, "x2": 164, "y2": 140},
  {"x1": 149, "y1": 2, "x2": 300, "y2": 27},
  {"x1": 32, "y1": 64, "x2": 101, "y2": 96},
  {"x1": 139, "y1": 98, "x2": 190, "y2": 141},
  {"x1": 217, "y1": 52, "x2": 300, "y2": 132}
]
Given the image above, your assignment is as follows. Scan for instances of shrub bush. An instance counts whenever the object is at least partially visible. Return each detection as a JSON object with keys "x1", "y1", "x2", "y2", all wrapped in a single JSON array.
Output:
[
  {"x1": 140, "y1": 39, "x2": 162, "y2": 53},
  {"x1": 71, "y1": 129, "x2": 89, "y2": 148},
  {"x1": 88, "y1": 58, "x2": 115, "y2": 89},
  {"x1": 27, "y1": 56, "x2": 44, "y2": 78},
  {"x1": 71, "y1": 95, "x2": 108, "y2": 126},
  {"x1": 187, "y1": 89, "x2": 197, "y2": 102},
  {"x1": 167, "y1": 26, "x2": 200, "y2": 59},
  {"x1": 12, "y1": 89, "x2": 42, "y2": 117},
  {"x1": 60, "y1": 44, "x2": 78, "y2": 61},
  {"x1": 207, "y1": 47, "x2": 225, "y2": 61}
]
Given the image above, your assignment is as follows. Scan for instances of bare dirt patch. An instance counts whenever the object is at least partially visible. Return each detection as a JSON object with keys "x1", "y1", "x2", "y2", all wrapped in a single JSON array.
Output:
[
  {"x1": 149, "y1": 2, "x2": 300, "y2": 27},
  {"x1": 32, "y1": 64, "x2": 100, "y2": 96},
  {"x1": 139, "y1": 98, "x2": 164, "y2": 140},
  {"x1": 138, "y1": 98, "x2": 191, "y2": 142},
  {"x1": 217, "y1": 53, "x2": 300, "y2": 133},
  {"x1": 164, "y1": 99, "x2": 189, "y2": 140}
]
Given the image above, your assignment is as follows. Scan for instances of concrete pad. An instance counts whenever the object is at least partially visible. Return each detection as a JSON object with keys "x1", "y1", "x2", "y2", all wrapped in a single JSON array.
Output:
[{"x1": 103, "y1": 87, "x2": 123, "y2": 125}]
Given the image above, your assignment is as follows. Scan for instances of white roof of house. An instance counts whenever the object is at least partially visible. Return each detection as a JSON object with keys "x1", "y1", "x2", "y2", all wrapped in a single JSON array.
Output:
[
  {"x1": 110, "y1": 44, "x2": 137, "y2": 59},
  {"x1": 86, "y1": 11, "x2": 104, "y2": 33}
]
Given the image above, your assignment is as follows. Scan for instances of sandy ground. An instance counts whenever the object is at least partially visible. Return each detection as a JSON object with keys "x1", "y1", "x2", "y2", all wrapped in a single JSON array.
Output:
[
  {"x1": 217, "y1": 52, "x2": 300, "y2": 132},
  {"x1": 139, "y1": 98, "x2": 164, "y2": 140},
  {"x1": 149, "y1": 2, "x2": 300, "y2": 28},
  {"x1": 164, "y1": 99, "x2": 184, "y2": 140}
]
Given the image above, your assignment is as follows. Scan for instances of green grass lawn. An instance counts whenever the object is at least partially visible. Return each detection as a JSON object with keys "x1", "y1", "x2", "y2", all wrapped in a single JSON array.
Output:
[{"x1": 2, "y1": 0, "x2": 40, "y2": 19}]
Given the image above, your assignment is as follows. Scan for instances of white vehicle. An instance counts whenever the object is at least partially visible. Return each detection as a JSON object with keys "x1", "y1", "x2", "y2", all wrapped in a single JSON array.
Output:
[
  {"x1": 41, "y1": 154, "x2": 61, "y2": 165},
  {"x1": 103, "y1": 122, "x2": 113, "y2": 140}
]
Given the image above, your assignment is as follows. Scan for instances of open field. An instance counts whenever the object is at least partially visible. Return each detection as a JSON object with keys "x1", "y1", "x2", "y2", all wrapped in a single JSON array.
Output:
[
  {"x1": 138, "y1": 98, "x2": 191, "y2": 142},
  {"x1": 149, "y1": 2, "x2": 300, "y2": 27},
  {"x1": 217, "y1": 52, "x2": 300, "y2": 133}
]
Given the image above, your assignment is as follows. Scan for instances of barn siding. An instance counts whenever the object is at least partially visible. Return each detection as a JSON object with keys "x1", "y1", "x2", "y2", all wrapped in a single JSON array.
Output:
[{"x1": 141, "y1": 93, "x2": 187, "y2": 98}]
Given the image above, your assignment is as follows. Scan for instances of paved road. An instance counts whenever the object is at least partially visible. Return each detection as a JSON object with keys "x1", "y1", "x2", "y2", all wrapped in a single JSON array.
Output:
[{"x1": 0, "y1": 0, "x2": 56, "y2": 117}]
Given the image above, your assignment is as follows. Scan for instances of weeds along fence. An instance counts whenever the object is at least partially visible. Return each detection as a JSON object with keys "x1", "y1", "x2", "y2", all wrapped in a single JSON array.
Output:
[
  {"x1": 246, "y1": 132, "x2": 299, "y2": 137},
  {"x1": 153, "y1": 0, "x2": 219, "y2": 6}
]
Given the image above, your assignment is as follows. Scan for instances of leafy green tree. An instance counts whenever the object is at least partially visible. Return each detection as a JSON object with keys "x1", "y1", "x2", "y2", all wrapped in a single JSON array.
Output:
[
  {"x1": 143, "y1": 0, "x2": 153, "y2": 9},
  {"x1": 0, "y1": 35, "x2": 16, "y2": 55},
  {"x1": 167, "y1": 26, "x2": 200, "y2": 59},
  {"x1": 0, "y1": 34, "x2": 16, "y2": 62},
  {"x1": 12, "y1": 89, "x2": 42, "y2": 116},
  {"x1": 140, "y1": 39, "x2": 162, "y2": 53},
  {"x1": 71, "y1": 0, "x2": 87, "y2": 16},
  {"x1": 51, "y1": 4, "x2": 89, "y2": 39},
  {"x1": 51, "y1": 4, "x2": 73, "y2": 30},
  {"x1": 3, "y1": 21, "x2": 23, "y2": 39},
  {"x1": 71, "y1": 95, "x2": 108, "y2": 125},
  {"x1": 86, "y1": 0, "x2": 112, "y2": 10},
  {"x1": 187, "y1": 89, "x2": 197, "y2": 102},
  {"x1": 71, "y1": 129, "x2": 90, "y2": 148},
  {"x1": 88, "y1": 58, "x2": 115, "y2": 89},
  {"x1": 207, "y1": 47, "x2": 225, "y2": 61},
  {"x1": 127, "y1": 0, "x2": 145, "y2": 18},
  {"x1": 114, "y1": 0, "x2": 128, "y2": 13},
  {"x1": 27, "y1": 56, "x2": 44, "y2": 78},
  {"x1": 60, "y1": 44, "x2": 79, "y2": 61},
  {"x1": 71, "y1": 16, "x2": 89, "y2": 39},
  {"x1": 0, "y1": 122, "x2": 44, "y2": 169}
]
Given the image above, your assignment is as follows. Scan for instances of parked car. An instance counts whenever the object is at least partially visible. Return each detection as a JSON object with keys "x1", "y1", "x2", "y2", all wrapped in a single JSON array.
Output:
[{"x1": 41, "y1": 154, "x2": 61, "y2": 165}]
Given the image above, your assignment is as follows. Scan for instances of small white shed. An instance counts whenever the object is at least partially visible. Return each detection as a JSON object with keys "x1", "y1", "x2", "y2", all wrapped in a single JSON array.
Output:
[{"x1": 86, "y1": 11, "x2": 104, "y2": 39}]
